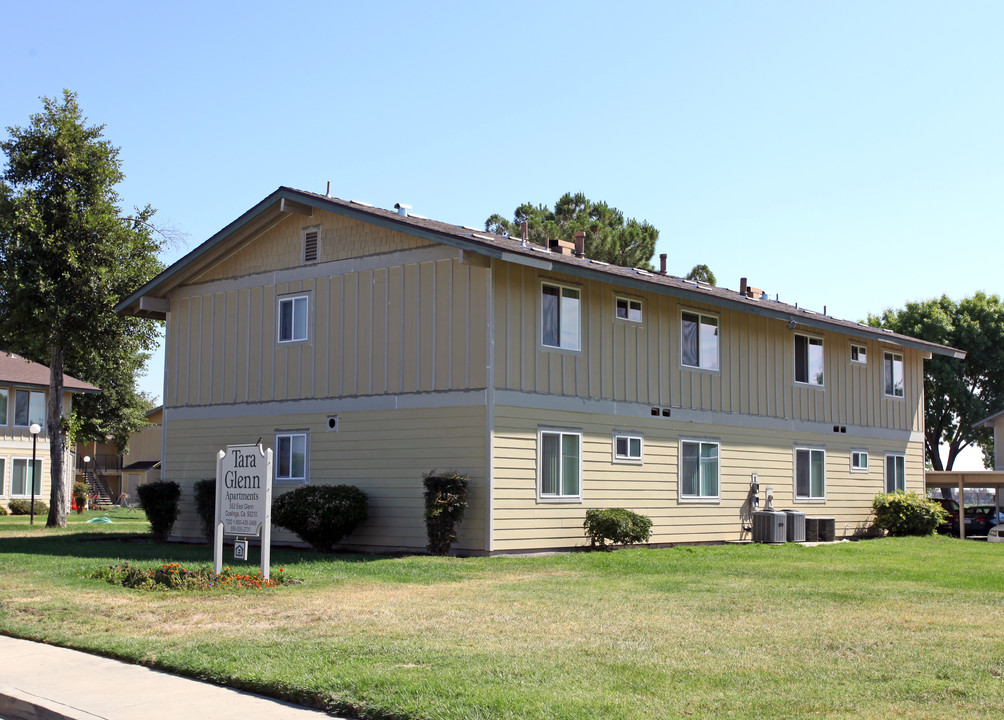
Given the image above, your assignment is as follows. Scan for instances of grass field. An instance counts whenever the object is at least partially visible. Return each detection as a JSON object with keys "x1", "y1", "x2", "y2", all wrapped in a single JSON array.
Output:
[{"x1": 1, "y1": 511, "x2": 1002, "y2": 719}]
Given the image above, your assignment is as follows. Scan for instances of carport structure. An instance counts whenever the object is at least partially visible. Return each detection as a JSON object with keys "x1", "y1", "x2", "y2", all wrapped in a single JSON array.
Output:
[{"x1": 925, "y1": 471, "x2": 1004, "y2": 539}]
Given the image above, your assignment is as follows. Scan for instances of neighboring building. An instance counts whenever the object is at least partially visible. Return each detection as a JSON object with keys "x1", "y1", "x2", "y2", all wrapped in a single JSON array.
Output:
[
  {"x1": 0, "y1": 352, "x2": 100, "y2": 512},
  {"x1": 76, "y1": 406, "x2": 163, "y2": 505},
  {"x1": 117, "y1": 187, "x2": 963, "y2": 553},
  {"x1": 974, "y1": 410, "x2": 1004, "y2": 471},
  {"x1": 120, "y1": 406, "x2": 163, "y2": 500}
]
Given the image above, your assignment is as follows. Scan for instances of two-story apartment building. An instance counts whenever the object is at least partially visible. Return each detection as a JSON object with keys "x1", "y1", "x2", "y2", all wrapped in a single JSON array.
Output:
[{"x1": 117, "y1": 187, "x2": 962, "y2": 553}]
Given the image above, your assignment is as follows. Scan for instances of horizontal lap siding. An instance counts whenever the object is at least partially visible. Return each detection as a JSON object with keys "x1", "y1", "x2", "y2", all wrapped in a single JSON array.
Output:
[
  {"x1": 491, "y1": 404, "x2": 924, "y2": 551},
  {"x1": 164, "y1": 405, "x2": 486, "y2": 552}
]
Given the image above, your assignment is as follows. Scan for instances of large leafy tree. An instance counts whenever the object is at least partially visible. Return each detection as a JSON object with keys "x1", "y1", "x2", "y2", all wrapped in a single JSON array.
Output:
[
  {"x1": 0, "y1": 91, "x2": 164, "y2": 527},
  {"x1": 485, "y1": 192, "x2": 658, "y2": 268},
  {"x1": 868, "y1": 293, "x2": 1004, "y2": 470}
]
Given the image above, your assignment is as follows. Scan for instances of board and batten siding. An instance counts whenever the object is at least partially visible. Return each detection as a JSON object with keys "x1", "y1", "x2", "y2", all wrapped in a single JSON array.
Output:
[
  {"x1": 492, "y1": 263, "x2": 923, "y2": 432},
  {"x1": 164, "y1": 405, "x2": 487, "y2": 552},
  {"x1": 492, "y1": 403, "x2": 925, "y2": 551}
]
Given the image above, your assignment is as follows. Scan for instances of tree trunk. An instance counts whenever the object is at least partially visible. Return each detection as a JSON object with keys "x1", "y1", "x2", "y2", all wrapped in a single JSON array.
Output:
[{"x1": 46, "y1": 343, "x2": 67, "y2": 528}]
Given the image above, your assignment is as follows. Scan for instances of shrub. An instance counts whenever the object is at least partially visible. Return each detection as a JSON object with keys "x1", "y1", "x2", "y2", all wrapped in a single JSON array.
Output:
[
  {"x1": 7, "y1": 499, "x2": 48, "y2": 516},
  {"x1": 872, "y1": 492, "x2": 948, "y2": 537},
  {"x1": 271, "y1": 485, "x2": 368, "y2": 553},
  {"x1": 193, "y1": 478, "x2": 217, "y2": 544},
  {"x1": 136, "y1": 481, "x2": 181, "y2": 543},
  {"x1": 0, "y1": 504, "x2": 8, "y2": 516},
  {"x1": 73, "y1": 481, "x2": 90, "y2": 513},
  {"x1": 584, "y1": 508, "x2": 653, "y2": 550},
  {"x1": 423, "y1": 471, "x2": 470, "y2": 555}
]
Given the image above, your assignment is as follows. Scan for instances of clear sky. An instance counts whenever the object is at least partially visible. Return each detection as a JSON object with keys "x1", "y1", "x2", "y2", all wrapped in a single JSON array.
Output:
[{"x1": 4, "y1": 1, "x2": 1000, "y2": 467}]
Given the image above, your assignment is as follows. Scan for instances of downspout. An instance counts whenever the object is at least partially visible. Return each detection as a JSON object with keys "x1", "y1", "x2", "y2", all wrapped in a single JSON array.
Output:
[
  {"x1": 161, "y1": 309, "x2": 170, "y2": 484},
  {"x1": 485, "y1": 260, "x2": 495, "y2": 554}
]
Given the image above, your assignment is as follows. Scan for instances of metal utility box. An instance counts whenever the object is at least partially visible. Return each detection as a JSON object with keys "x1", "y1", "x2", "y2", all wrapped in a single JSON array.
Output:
[
  {"x1": 783, "y1": 510, "x2": 806, "y2": 543},
  {"x1": 752, "y1": 510, "x2": 787, "y2": 544},
  {"x1": 805, "y1": 516, "x2": 836, "y2": 542}
]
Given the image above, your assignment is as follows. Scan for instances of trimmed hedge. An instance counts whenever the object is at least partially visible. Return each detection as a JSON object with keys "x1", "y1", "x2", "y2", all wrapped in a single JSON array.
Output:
[
  {"x1": 872, "y1": 492, "x2": 948, "y2": 537},
  {"x1": 136, "y1": 481, "x2": 181, "y2": 543},
  {"x1": 7, "y1": 499, "x2": 48, "y2": 516},
  {"x1": 584, "y1": 508, "x2": 653, "y2": 550},
  {"x1": 271, "y1": 485, "x2": 368, "y2": 553},
  {"x1": 423, "y1": 471, "x2": 470, "y2": 555},
  {"x1": 193, "y1": 478, "x2": 216, "y2": 544}
]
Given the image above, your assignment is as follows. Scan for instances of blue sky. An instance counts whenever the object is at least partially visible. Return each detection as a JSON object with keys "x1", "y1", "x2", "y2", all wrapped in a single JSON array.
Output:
[{"x1": 4, "y1": 2, "x2": 1001, "y2": 465}]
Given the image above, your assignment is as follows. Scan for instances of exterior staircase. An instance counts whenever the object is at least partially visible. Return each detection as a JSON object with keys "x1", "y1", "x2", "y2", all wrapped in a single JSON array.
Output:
[{"x1": 82, "y1": 470, "x2": 116, "y2": 510}]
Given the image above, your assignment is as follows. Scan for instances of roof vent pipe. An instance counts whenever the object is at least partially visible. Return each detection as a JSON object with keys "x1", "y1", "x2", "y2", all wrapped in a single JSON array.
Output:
[
  {"x1": 659, "y1": 253, "x2": 667, "y2": 275},
  {"x1": 740, "y1": 277, "x2": 748, "y2": 296},
  {"x1": 394, "y1": 203, "x2": 411, "y2": 217},
  {"x1": 520, "y1": 221, "x2": 529, "y2": 247},
  {"x1": 326, "y1": 181, "x2": 331, "y2": 197},
  {"x1": 574, "y1": 231, "x2": 585, "y2": 258}
]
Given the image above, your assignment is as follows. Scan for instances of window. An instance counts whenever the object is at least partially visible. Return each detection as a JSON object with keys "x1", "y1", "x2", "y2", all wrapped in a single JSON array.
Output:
[
  {"x1": 0, "y1": 388, "x2": 7, "y2": 425},
  {"x1": 884, "y1": 352, "x2": 904, "y2": 397},
  {"x1": 681, "y1": 312, "x2": 719, "y2": 370},
  {"x1": 795, "y1": 335, "x2": 824, "y2": 386},
  {"x1": 851, "y1": 450, "x2": 869, "y2": 472},
  {"x1": 14, "y1": 389, "x2": 45, "y2": 427},
  {"x1": 680, "y1": 440, "x2": 719, "y2": 499},
  {"x1": 885, "y1": 454, "x2": 906, "y2": 492},
  {"x1": 615, "y1": 297, "x2": 642, "y2": 323},
  {"x1": 539, "y1": 429, "x2": 581, "y2": 499},
  {"x1": 277, "y1": 295, "x2": 309, "y2": 343},
  {"x1": 0, "y1": 458, "x2": 4, "y2": 496},
  {"x1": 541, "y1": 283, "x2": 581, "y2": 351},
  {"x1": 302, "y1": 226, "x2": 320, "y2": 264},
  {"x1": 275, "y1": 433, "x2": 307, "y2": 482},
  {"x1": 11, "y1": 458, "x2": 42, "y2": 497},
  {"x1": 795, "y1": 448, "x2": 825, "y2": 499},
  {"x1": 850, "y1": 345, "x2": 867, "y2": 364},
  {"x1": 613, "y1": 433, "x2": 643, "y2": 462}
]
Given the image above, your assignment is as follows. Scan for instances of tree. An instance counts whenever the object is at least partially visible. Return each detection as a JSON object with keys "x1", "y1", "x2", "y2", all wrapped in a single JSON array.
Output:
[
  {"x1": 485, "y1": 192, "x2": 658, "y2": 268},
  {"x1": 685, "y1": 264, "x2": 716, "y2": 286},
  {"x1": 0, "y1": 91, "x2": 164, "y2": 527},
  {"x1": 868, "y1": 293, "x2": 1004, "y2": 471}
]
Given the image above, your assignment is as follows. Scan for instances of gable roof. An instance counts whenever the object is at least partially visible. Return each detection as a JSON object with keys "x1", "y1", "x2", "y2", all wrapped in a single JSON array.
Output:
[
  {"x1": 0, "y1": 352, "x2": 101, "y2": 394},
  {"x1": 117, "y1": 186, "x2": 965, "y2": 359},
  {"x1": 974, "y1": 409, "x2": 1004, "y2": 429}
]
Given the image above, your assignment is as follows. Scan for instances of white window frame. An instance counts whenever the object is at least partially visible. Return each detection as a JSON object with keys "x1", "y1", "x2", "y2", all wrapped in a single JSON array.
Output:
[
  {"x1": 850, "y1": 344, "x2": 867, "y2": 364},
  {"x1": 850, "y1": 449, "x2": 869, "y2": 473},
  {"x1": 10, "y1": 457, "x2": 42, "y2": 498},
  {"x1": 13, "y1": 389, "x2": 45, "y2": 428},
  {"x1": 679, "y1": 438, "x2": 721, "y2": 502},
  {"x1": 680, "y1": 310, "x2": 720, "y2": 371},
  {"x1": 885, "y1": 453, "x2": 906, "y2": 493},
  {"x1": 884, "y1": 352, "x2": 904, "y2": 398},
  {"x1": 0, "y1": 387, "x2": 7, "y2": 426},
  {"x1": 794, "y1": 446, "x2": 826, "y2": 501},
  {"x1": 275, "y1": 432, "x2": 308, "y2": 484},
  {"x1": 612, "y1": 432, "x2": 643, "y2": 464},
  {"x1": 794, "y1": 334, "x2": 825, "y2": 387},
  {"x1": 614, "y1": 296, "x2": 643, "y2": 324},
  {"x1": 0, "y1": 457, "x2": 5, "y2": 497},
  {"x1": 277, "y1": 294, "x2": 310, "y2": 344},
  {"x1": 537, "y1": 427, "x2": 582, "y2": 502},
  {"x1": 302, "y1": 225, "x2": 321, "y2": 265},
  {"x1": 540, "y1": 281, "x2": 582, "y2": 352}
]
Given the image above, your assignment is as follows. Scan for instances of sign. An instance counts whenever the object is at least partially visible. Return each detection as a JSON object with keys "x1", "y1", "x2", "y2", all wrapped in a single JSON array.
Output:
[{"x1": 213, "y1": 443, "x2": 273, "y2": 579}]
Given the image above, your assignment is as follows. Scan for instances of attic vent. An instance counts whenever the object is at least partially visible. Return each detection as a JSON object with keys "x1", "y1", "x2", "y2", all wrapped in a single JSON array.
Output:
[{"x1": 303, "y1": 227, "x2": 320, "y2": 264}]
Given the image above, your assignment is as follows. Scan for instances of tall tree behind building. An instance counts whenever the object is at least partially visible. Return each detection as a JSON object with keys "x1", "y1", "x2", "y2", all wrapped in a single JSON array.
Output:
[{"x1": 0, "y1": 90, "x2": 165, "y2": 527}]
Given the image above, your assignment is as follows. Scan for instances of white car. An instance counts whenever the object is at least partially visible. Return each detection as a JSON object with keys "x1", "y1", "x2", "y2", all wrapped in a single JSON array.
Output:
[{"x1": 989, "y1": 524, "x2": 1004, "y2": 543}]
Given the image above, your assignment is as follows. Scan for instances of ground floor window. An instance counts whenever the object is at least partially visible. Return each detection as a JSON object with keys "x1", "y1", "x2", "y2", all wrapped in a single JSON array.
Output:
[
  {"x1": 795, "y1": 447, "x2": 825, "y2": 499},
  {"x1": 539, "y1": 429, "x2": 581, "y2": 500},
  {"x1": 275, "y1": 433, "x2": 307, "y2": 483},
  {"x1": 11, "y1": 458, "x2": 42, "y2": 497},
  {"x1": 885, "y1": 454, "x2": 905, "y2": 492},
  {"x1": 680, "y1": 440, "x2": 719, "y2": 499},
  {"x1": 851, "y1": 450, "x2": 869, "y2": 472},
  {"x1": 613, "y1": 433, "x2": 643, "y2": 463}
]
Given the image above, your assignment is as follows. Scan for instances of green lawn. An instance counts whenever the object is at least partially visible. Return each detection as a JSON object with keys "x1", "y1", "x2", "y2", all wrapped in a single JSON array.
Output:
[{"x1": 1, "y1": 513, "x2": 1002, "y2": 719}]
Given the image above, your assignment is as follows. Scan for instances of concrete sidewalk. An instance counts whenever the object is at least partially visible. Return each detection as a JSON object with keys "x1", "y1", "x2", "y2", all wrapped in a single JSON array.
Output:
[{"x1": 0, "y1": 635, "x2": 341, "y2": 720}]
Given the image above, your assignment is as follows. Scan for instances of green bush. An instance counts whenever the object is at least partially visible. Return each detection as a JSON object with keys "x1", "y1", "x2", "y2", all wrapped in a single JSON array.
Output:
[
  {"x1": 872, "y1": 492, "x2": 948, "y2": 537},
  {"x1": 423, "y1": 471, "x2": 470, "y2": 555},
  {"x1": 193, "y1": 478, "x2": 216, "y2": 544},
  {"x1": 584, "y1": 507, "x2": 653, "y2": 550},
  {"x1": 73, "y1": 481, "x2": 90, "y2": 513},
  {"x1": 7, "y1": 499, "x2": 48, "y2": 516},
  {"x1": 0, "y1": 504, "x2": 8, "y2": 516},
  {"x1": 136, "y1": 481, "x2": 181, "y2": 543},
  {"x1": 271, "y1": 485, "x2": 368, "y2": 553}
]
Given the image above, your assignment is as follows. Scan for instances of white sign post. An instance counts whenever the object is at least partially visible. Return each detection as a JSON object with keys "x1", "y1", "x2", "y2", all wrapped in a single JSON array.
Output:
[{"x1": 214, "y1": 443, "x2": 273, "y2": 580}]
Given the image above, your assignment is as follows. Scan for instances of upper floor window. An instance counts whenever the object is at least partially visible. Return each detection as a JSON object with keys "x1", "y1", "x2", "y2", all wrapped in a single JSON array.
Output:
[
  {"x1": 885, "y1": 454, "x2": 906, "y2": 492},
  {"x1": 795, "y1": 335, "x2": 824, "y2": 386},
  {"x1": 615, "y1": 297, "x2": 642, "y2": 323},
  {"x1": 278, "y1": 295, "x2": 309, "y2": 343},
  {"x1": 680, "y1": 439, "x2": 720, "y2": 499},
  {"x1": 681, "y1": 312, "x2": 719, "y2": 370},
  {"x1": 539, "y1": 428, "x2": 581, "y2": 500},
  {"x1": 0, "y1": 388, "x2": 7, "y2": 425},
  {"x1": 850, "y1": 345, "x2": 867, "y2": 364},
  {"x1": 795, "y1": 447, "x2": 825, "y2": 500},
  {"x1": 541, "y1": 283, "x2": 581, "y2": 351},
  {"x1": 14, "y1": 389, "x2": 45, "y2": 428},
  {"x1": 884, "y1": 352, "x2": 904, "y2": 397},
  {"x1": 275, "y1": 432, "x2": 307, "y2": 483}
]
